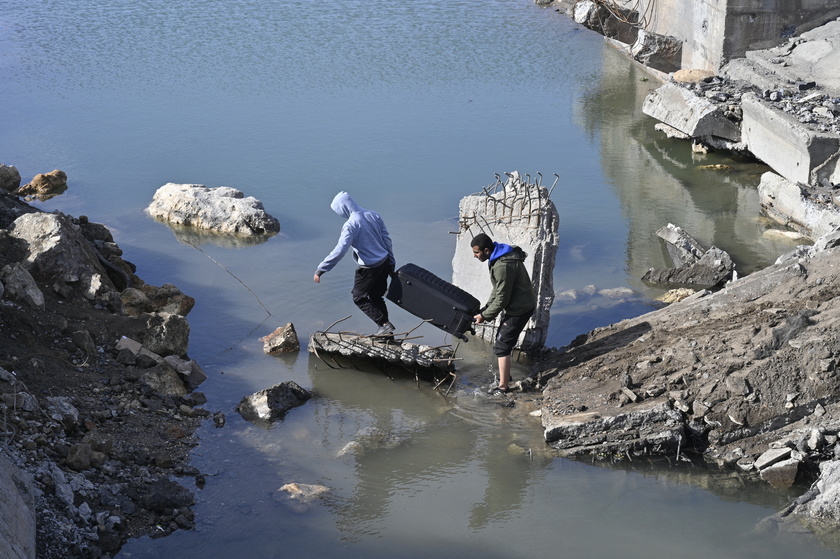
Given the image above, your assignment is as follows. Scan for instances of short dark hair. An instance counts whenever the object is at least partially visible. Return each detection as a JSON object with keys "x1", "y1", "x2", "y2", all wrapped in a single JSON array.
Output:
[{"x1": 470, "y1": 233, "x2": 493, "y2": 251}]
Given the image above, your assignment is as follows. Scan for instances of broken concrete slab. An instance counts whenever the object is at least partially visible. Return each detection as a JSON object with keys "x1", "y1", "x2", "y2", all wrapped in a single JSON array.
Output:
[
  {"x1": 642, "y1": 245, "x2": 734, "y2": 289},
  {"x1": 451, "y1": 172, "x2": 559, "y2": 351},
  {"x1": 741, "y1": 94, "x2": 840, "y2": 185},
  {"x1": 115, "y1": 336, "x2": 165, "y2": 365},
  {"x1": 744, "y1": 18, "x2": 840, "y2": 99},
  {"x1": 543, "y1": 400, "x2": 685, "y2": 458},
  {"x1": 758, "y1": 171, "x2": 840, "y2": 237},
  {"x1": 308, "y1": 331, "x2": 458, "y2": 375},
  {"x1": 755, "y1": 446, "x2": 793, "y2": 470},
  {"x1": 656, "y1": 223, "x2": 706, "y2": 267},
  {"x1": 642, "y1": 82, "x2": 741, "y2": 142}
]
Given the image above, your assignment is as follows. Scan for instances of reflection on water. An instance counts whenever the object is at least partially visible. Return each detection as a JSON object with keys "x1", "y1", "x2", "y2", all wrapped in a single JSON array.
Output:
[{"x1": 151, "y1": 219, "x2": 279, "y2": 249}]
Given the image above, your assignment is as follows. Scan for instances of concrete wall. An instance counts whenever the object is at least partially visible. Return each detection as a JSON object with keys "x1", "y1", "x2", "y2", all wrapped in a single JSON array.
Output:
[{"x1": 613, "y1": 0, "x2": 840, "y2": 71}]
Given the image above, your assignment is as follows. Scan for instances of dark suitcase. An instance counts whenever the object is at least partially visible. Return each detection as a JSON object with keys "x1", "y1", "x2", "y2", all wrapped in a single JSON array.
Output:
[{"x1": 386, "y1": 263, "x2": 480, "y2": 341}]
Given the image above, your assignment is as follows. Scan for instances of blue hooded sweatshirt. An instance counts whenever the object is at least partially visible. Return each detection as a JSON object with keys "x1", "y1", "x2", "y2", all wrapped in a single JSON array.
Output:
[{"x1": 316, "y1": 191, "x2": 395, "y2": 275}]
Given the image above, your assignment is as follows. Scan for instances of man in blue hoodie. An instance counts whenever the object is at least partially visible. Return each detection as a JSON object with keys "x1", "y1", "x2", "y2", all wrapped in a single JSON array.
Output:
[
  {"x1": 470, "y1": 232, "x2": 537, "y2": 393},
  {"x1": 314, "y1": 192, "x2": 396, "y2": 337}
]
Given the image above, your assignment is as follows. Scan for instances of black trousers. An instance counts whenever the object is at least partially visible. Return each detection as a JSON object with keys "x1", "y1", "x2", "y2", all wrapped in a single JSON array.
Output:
[
  {"x1": 352, "y1": 260, "x2": 391, "y2": 326},
  {"x1": 493, "y1": 310, "x2": 533, "y2": 357}
]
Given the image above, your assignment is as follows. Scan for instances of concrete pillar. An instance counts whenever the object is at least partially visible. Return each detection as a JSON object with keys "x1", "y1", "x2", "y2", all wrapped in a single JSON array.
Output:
[{"x1": 451, "y1": 172, "x2": 559, "y2": 351}]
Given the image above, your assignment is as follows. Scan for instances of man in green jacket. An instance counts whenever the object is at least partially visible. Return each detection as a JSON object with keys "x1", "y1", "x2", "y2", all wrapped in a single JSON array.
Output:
[{"x1": 470, "y1": 233, "x2": 537, "y2": 393}]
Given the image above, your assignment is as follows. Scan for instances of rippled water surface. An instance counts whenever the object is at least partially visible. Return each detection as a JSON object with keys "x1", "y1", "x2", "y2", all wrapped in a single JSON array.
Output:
[{"x1": 1, "y1": 0, "x2": 833, "y2": 557}]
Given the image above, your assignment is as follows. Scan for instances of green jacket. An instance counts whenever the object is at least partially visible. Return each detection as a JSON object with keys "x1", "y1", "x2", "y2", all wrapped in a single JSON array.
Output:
[{"x1": 481, "y1": 245, "x2": 537, "y2": 321}]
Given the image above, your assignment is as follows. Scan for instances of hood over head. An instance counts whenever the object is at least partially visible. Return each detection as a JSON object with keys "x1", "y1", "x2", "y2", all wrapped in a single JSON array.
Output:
[{"x1": 331, "y1": 191, "x2": 363, "y2": 218}]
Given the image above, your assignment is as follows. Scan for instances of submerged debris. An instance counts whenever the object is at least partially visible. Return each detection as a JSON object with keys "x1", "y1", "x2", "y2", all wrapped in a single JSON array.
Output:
[{"x1": 308, "y1": 316, "x2": 461, "y2": 391}]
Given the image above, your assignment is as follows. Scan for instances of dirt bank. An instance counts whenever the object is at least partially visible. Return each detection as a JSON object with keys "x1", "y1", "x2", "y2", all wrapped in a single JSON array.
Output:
[
  {"x1": 522, "y1": 233, "x2": 840, "y2": 549},
  {"x1": 0, "y1": 193, "x2": 214, "y2": 558}
]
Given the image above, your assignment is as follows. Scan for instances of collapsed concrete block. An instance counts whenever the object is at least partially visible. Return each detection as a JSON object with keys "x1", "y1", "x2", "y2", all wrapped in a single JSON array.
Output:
[
  {"x1": 742, "y1": 94, "x2": 840, "y2": 185},
  {"x1": 631, "y1": 30, "x2": 682, "y2": 74},
  {"x1": 758, "y1": 172, "x2": 840, "y2": 238},
  {"x1": 642, "y1": 246, "x2": 733, "y2": 289},
  {"x1": 573, "y1": 0, "x2": 639, "y2": 45},
  {"x1": 643, "y1": 82, "x2": 741, "y2": 142},
  {"x1": 451, "y1": 172, "x2": 559, "y2": 351}
]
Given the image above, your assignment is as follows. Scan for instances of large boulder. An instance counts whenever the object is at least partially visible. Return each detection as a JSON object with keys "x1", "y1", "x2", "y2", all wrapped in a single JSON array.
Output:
[
  {"x1": 147, "y1": 183, "x2": 280, "y2": 237},
  {"x1": 8, "y1": 212, "x2": 118, "y2": 304}
]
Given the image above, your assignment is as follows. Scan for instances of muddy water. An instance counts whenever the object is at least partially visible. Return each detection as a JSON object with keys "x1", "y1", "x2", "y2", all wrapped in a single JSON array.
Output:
[{"x1": 1, "y1": 0, "x2": 834, "y2": 557}]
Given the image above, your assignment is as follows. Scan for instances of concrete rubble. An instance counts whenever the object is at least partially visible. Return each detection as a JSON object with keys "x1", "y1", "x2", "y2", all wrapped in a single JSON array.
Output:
[
  {"x1": 451, "y1": 171, "x2": 560, "y2": 351},
  {"x1": 640, "y1": 18, "x2": 840, "y2": 239},
  {"x1": 533, "y1": 229, "x2": 840, "y2": 546},
  {"x1": 641, "y1": 223, "x2": 734, "y2": 289},
  {"x1": 259, "y1": 322, "x2": 301, "y2": 355},
  {"x1": 235, "y1": 381, "x2": 312, "y2": 424},
  {"x1": 552, "y1": 0, "x2": 840, "y2": 240}
]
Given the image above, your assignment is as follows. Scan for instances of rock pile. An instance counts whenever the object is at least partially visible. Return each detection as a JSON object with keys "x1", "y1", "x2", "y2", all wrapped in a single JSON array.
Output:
[{"x1": 0, "y1": 192, "x2": 215, "y2": 558}]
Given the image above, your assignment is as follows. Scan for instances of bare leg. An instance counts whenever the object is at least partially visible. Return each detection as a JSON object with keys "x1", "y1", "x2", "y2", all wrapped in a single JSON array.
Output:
[{"x1": 497, "y1": 355, "x2": 511, "y2": 389}]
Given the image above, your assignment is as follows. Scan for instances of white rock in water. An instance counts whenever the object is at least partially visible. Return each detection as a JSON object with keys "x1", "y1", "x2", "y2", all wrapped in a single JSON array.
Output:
[{"x1": 147, "y1": 183, "x2": 280, "y2": 236}]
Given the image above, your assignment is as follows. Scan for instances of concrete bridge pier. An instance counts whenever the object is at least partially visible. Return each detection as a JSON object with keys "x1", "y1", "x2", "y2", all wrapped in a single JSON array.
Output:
[{"x1": 451, "y1": 172, "x2": 560, "y2": 352}]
